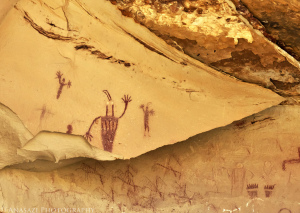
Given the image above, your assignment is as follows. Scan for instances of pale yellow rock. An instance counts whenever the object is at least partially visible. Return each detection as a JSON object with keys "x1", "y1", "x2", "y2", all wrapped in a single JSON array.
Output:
[
  {"x1": 0, "y1": 0, "x2": 299, "y2": 212},
  {"x1": 0, "y1": 103, "x2": 32, "y2": 169},
  {"x1": 0, "y1": 0, "x2": 284, "y2": 158},
  {"x1": 17, "y1": 131, "x2": 123, "y2": 163},
  {"x1": 0, "y1": 105, "x2": 299, "y2": 212},
  {"x1": 0, "y1": 0, "x2": 19, "y2": 23}
]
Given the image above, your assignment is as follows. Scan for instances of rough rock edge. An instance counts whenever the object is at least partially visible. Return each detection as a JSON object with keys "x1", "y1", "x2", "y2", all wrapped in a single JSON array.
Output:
[{"x1": 225, "y1": 0, "x2": 300, "y2": 70}]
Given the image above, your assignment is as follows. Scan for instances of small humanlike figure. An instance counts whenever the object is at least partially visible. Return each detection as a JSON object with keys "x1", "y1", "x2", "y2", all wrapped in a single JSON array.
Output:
[
  {"x1": 56, "y1": 71, "x2": 71, "y2": 99},
  {"x1": 84, "y1": 90, "x2": 132, "y2": 152},
  {"x1": 66, "y1": 124, "x2": 73, "y2": 134},
  {"x1": 230, "y1": 163, "x2": 253, "y2": 197},
  {"x1": 140, "y1": 102, "x2": 155, "y2": 137}
]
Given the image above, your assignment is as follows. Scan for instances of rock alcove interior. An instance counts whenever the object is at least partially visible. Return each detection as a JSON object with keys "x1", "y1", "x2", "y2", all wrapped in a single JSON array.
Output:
[{"x1": 0, "y1": 0, "x2": 300, "y2": 212}]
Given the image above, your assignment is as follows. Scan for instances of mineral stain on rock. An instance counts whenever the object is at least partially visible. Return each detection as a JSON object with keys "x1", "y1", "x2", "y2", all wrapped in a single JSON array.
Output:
[
  {"x1": 74, "y1": 44, "x2": 131, "y2": 66},
  {"x1": 22, "y1": 10, "x2": 74, "y2": 41}
]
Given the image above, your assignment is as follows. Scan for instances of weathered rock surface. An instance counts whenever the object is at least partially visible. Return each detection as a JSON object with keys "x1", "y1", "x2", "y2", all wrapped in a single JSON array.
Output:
[
  {"x1": 1, "y1": 105, "x2": 300, "y2": 212},
  {"x1": 0, "y1": 0, "x2": 283, "y2": 158},
  {"x1": 0, "y1": 103, "x2": 32, "y2": 169},
  {"x1": 238, "y1": 0, "x2": 300, "y2": 61},
  {"x1": 0, "y1": 0, "x2": 300, "y2": 211},
  {"x1": 110, "y1": 0, "x2": 300, "y2": 97}
]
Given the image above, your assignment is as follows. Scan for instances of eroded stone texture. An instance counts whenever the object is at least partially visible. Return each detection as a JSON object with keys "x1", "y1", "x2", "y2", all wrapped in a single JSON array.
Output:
[
  {"x1": 108, "y1": 0, "x2": 300, "y2": 97},
  {"x1": 0, "y1": 0, "x2": 283, "y2": 158},
  {"x1": 238, "y1": 0, "x2": 300, "y2": 61},
  {"x1": 0, "y1": 103, "x2": 32, "y2": 169},
  {"x1": 0, "y1": 0, "x2": 300, "y2": 211},
  {"x1": 1, "y1": 105, "x2": 300, "y2": 212}
]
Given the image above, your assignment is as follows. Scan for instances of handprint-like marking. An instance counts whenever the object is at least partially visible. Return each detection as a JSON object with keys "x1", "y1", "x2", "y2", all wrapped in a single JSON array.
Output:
[
  {"x1": 84, "y1": 131, "x2": 93, "y2": 141},
  {"x1": 122, "y1": 95, "x2": 132, "y2": 104},
  {"x1": 56, "y1": 71, "x2": 63, "y2": 79},
  {"x1": 119, "y1": 95, "x2": 132, "y2": 119}
]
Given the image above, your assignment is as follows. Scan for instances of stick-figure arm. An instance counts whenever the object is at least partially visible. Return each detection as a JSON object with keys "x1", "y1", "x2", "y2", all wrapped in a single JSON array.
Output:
[
  {"x1": 84, "y1": 116, "x2": 101, "y2": 141},
  {"x1": 61, "y1": 80, "x2": 71, "y2": 87},
  {"x1": 119, "y1": 95, "x2": 132, "y2": 119},
  {"x1": 149, "y1": 109, "x2": 155, "y2": 116},
  {"x1": 139, "y1": 104, "x2": 145, "y2": 112}
]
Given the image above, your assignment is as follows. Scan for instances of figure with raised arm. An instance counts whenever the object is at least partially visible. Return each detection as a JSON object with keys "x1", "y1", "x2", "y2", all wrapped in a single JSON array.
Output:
[
  {"x1": 56, "y1": 71, "x2": 71, "y2": 99},
  {"x1": 140, "y1": 102, "x2": 155, "y2": 137},
  {"x1": 84, "y1": 90, "x2": 132, "y2": 152}
]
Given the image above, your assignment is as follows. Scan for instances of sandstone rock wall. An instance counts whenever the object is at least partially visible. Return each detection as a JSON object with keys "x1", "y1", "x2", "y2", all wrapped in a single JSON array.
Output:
[{"x1": 0, "y1": 0, "x2": 300, "y2": 212}]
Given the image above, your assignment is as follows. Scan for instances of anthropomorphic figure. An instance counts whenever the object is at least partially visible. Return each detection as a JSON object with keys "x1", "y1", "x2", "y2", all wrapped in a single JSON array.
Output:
[
  {"x1": 84, "y1": 90, "x2": 132, "y2": 152},
  {"x1": 66, "y1": 124, "x2": 73, "y2": 134},
  {"x1": 56, "y1": 71, "x2": 71, "y2": 99},
  {"x1": 231, "y1": 163, "x2": 254, "y2": 197},
  {"x1": 231, "y1": 163, "x2": 246, "y2": 197},
  {"x1": 140, "y1": 102, "x2": 155, "y2": 137}
]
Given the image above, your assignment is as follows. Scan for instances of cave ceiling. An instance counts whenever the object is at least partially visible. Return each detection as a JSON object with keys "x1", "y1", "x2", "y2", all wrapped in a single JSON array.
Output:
[{"x1": 111, "y1": 0, "x2": 300, "y2": 98}]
